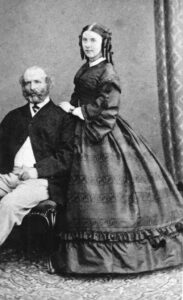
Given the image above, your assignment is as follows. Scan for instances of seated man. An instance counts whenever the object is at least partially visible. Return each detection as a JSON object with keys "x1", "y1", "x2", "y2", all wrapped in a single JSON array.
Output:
[{"x1": 0, "y1": 66, "x2": 75, "y2": 246}]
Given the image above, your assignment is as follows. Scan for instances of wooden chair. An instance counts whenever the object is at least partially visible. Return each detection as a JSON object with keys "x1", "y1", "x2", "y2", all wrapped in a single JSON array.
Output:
[{"x1": 22, "y1": 199, "x2": 57, "y2": 273}]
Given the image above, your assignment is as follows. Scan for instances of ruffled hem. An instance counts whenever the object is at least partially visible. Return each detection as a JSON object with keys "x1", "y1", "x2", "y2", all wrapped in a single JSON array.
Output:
[
  {"x1": 51, "y1": 231, "x2": 183, "y2": 274},
  {"x1": 58, "y1": 220, "x2": 183, "y2": 245}
]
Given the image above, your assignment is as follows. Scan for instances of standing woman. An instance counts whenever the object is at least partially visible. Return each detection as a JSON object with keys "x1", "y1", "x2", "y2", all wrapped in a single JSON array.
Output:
[{"x1": 53, "y1": 23, "x2": 183, "y2": 274}]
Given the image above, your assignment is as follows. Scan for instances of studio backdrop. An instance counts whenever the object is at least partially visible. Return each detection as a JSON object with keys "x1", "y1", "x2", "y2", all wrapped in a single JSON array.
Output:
[{"x1": 154, "y1": 0, "x2": 183, "y2": 183}]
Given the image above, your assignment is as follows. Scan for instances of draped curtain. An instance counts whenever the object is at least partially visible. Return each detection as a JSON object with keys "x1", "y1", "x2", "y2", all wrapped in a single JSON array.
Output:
[{"x1": 154, "y1": 0, "x2": 183, "y2": 183}]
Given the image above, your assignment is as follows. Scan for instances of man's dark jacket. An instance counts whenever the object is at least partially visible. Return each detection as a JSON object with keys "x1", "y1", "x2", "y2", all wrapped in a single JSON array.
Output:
[{"x1": 0, "y1": 100, "x2": 75, "y2": 205}]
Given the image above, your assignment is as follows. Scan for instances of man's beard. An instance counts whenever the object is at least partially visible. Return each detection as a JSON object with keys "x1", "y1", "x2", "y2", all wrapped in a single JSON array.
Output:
[{"x1": 23, "y1": 89, "x2": 49, "y2": 103}]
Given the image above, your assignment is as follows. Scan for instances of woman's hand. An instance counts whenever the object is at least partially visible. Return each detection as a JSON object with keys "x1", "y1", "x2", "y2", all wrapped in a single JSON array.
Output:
[
  {"x1": 59, "y1": 102, "x2": 84, "y2": 120},
  {"x1": 72, "y1": 107, "x2": 84, "y2": 120},
  {"x1": 59, "y1": 101, "x2": 75, "y2": 113}
]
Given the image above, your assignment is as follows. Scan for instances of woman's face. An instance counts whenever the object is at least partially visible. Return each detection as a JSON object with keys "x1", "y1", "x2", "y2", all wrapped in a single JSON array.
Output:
[{"x1": 82, "y1": 30, "x2": 103, "y2": 62}]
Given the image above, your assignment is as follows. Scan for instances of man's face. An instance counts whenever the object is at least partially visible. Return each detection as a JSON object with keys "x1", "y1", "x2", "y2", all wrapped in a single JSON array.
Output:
[{"x1": 22, "y1": 68, "x2": 49, "y2": 104}]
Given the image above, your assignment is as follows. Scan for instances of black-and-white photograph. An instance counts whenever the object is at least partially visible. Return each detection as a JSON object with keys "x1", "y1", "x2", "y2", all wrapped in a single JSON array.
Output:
[{"x1": 0, "y1": 0, "x2": 182, "y2": 299}]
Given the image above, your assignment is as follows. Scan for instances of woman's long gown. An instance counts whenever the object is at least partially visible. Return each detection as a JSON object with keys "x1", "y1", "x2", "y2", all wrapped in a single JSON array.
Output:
[{"x1": 52, "y1": 60, "x2": 183, "y2": 274}]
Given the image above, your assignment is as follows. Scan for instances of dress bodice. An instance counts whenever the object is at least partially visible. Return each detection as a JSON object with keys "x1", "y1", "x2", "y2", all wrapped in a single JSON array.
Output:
[{"x1": 73, "y1": 61, "x2": 121, "y2": 106}]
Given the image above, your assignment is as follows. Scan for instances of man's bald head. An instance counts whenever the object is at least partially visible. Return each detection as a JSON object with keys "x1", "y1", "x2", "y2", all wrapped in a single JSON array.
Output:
[
  {"x1": 23, "y1": 66, "x2": 47, "y2": 81},
  {"x1": 19, "y1": 66, "x2": 51, "y2": 87}
]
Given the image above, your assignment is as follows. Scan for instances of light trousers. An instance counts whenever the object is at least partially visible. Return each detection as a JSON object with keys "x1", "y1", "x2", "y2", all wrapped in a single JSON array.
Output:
[{"x1": 0, "y1": 173, "x2": 49, "y2": 246}]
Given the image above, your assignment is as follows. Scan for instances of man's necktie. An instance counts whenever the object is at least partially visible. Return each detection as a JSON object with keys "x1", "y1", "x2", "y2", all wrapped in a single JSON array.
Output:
[{"x1": 32, "y1": 103, "x2": 40, "y2": 113}]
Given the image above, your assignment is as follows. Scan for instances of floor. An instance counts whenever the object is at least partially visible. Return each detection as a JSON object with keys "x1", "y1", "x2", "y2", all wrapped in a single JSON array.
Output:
[{"x1": 0, "y1": 240, "x2": 182, "y2": 300}]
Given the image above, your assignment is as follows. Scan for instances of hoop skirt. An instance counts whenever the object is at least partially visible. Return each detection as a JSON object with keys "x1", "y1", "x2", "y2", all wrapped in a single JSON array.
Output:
[{"x1": 52, "y1": 61, "x2": 183, "y2": 274}]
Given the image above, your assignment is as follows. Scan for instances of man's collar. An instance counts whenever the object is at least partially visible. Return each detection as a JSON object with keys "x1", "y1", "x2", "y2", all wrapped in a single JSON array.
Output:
[
  {"x1": 29, "y1": 96, "x2": 50, "y2": 116},
  {"x1": 30, "y1": 96, "x2": 50, "y2": 109}
]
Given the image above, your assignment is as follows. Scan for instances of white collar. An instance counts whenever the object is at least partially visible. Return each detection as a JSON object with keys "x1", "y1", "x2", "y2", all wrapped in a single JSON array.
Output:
[
  {"x1": 30, "y1": 96, "x2": 50, "y2": 109},
  {"x1": 89, "y1": 57, "x2": 106, "y2": 67},
  {"x1": 30, "y1": 96, "x2": 50, "y2": 116}
]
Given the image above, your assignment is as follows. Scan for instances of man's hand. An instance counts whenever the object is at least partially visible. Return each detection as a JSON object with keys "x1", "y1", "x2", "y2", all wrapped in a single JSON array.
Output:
[
  {"x1": 18, "y1": 167, "x2": 38, "y2": 181},
  {"x1": 12, "y1": 166, "x2": 24, "y2": 176}
]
